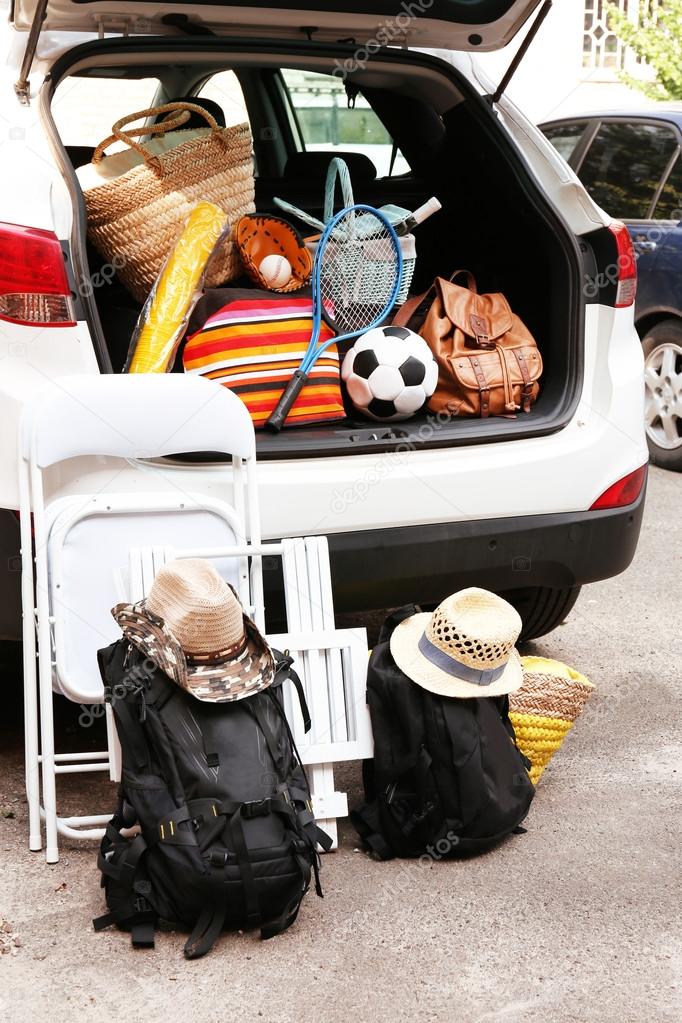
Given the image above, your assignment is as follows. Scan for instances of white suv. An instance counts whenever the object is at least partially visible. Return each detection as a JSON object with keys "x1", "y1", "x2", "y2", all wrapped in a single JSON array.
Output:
[{"x1": 0, "y1": 1, "x2": 648, "y2": 642}]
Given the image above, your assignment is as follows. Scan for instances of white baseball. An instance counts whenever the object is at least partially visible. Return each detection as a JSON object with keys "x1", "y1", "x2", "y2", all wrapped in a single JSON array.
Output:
[{"x1": 259, "y1": 254, "x2": 292, "y2": 289}]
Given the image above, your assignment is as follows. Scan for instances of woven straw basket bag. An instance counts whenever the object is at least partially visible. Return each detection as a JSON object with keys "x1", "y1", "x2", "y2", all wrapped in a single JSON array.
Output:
[
  {"x1": 510, "y1": 656, "x2": 594, "y2": 784},
  {"x1": 80, "y1": 102, "x2": 255, "y2": 303}
]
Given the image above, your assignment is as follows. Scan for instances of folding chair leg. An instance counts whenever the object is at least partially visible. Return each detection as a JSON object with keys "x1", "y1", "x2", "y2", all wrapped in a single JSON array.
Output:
[
  {"x1": 106, "y1": 705, "x2": 122, "y2": 783},
  {"x1": 38, "y1": 692, "x2": 59, "y2": 863},
  {"x1": 19, "y1": 467, "x2": 42, "y2": 851},
  {"x1": 24, "y1": 696, "x2": 42, "y2": 850},
  {"x1": 308, "y1": 763, "x2": 349, "y2": 851},
  {"x1": 36, "y1": 633, "x2": 59, "y2": 863},
  {"x1": 22, "y1": 622, "x2": 42, "y2": 851}
]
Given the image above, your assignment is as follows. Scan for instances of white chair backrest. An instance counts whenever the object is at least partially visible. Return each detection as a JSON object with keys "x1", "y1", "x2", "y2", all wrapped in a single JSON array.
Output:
[
  {"x1": 49, "y1": 497, "x2": 245, "y2": 704},
  {"x1": 21, "y1": 374, "x2": 255, "y2": 467}
]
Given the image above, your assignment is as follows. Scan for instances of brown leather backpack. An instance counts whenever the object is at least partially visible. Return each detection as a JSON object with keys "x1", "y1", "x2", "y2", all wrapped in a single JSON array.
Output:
[{"x1": 394, "y1": 271, "x2": 542, "y2": 418}]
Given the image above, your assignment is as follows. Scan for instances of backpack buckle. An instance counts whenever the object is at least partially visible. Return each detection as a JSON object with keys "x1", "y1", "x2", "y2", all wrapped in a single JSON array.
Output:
[
  {"x1": 241, "y1": 799, "x2": 271, "y2": 819},
  {"x1": 468, "y1": 313, "x2": 494, "y2": 349}
]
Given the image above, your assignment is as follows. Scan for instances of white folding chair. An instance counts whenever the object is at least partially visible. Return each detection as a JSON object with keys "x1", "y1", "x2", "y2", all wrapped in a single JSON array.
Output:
[
  {"x1": 19, "y1": 374, "x2": 262, "y2": 863},
  {"x1": 273, "y1": 536, "x2": 373, "y2": 847}
]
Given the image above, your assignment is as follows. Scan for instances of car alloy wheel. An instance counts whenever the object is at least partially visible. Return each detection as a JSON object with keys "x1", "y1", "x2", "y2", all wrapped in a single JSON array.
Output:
[{"x1": 644, "y1": 341, "x2": 682, "y2": 451}]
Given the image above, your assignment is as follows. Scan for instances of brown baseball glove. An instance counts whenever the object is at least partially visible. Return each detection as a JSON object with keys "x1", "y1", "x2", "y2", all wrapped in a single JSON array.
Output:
[{"x1": 235, "y1": 213, "x2": 312, "y2": 293}]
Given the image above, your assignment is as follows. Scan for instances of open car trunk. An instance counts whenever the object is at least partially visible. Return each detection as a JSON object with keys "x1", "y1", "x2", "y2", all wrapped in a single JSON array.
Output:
[
  {"x1": 44, "y1": 38, "x2": 583, "y2": 458},
  {"x1": 16, "y1": 1, "x2": 544, "y2": 49}
]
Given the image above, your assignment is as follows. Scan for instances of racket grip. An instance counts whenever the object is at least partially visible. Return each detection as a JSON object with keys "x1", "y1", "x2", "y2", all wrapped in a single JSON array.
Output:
[
  {"x1": 411, "y1": 196, "x2": 442, "y2": 226},
  {"x1": 265, "y1": 369, "x2": 308, "y2": 432}
]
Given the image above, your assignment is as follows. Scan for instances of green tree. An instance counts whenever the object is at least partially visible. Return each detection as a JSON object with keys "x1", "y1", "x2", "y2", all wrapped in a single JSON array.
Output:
[{"x1": 607, "y1": 0, "x2": 682, "y2": 101}]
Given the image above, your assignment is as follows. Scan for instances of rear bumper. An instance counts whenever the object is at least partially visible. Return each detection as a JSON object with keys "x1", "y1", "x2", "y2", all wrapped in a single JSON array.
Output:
[{"x1": 325, "y1": 482, "x2": 647, "y2": 611}]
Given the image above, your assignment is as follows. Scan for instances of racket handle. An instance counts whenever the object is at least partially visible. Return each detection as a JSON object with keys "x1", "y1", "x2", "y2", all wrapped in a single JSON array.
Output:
[
  {"x1": 394, "y1": 197, "x2": 442, "y2": 235},
  {"x1": 265, "y1": 369, "x2": 308, "y2": 432}
]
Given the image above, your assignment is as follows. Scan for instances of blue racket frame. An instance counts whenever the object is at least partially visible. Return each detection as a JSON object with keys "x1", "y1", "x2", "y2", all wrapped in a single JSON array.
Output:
[{"x1": 266, "y1": 204, "x2": 403, "y2": 431}]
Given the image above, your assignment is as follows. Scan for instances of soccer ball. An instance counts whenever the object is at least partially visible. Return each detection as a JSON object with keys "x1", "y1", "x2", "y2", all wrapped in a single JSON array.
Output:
[{"x1": 341, "y1": 325, "x2": 438, "y2": 422}]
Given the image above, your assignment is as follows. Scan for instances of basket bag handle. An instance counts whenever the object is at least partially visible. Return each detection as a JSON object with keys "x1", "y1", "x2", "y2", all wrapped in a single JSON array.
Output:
[
  {"x1": 92, "y1": 102, "x2": 229, "y2": 171},
  {"x1": 273, "y1": 156, "x2": 355, "y2": 235},
  {"x1": 323, "y1": 157, "x2": 355, "y2": 223}
]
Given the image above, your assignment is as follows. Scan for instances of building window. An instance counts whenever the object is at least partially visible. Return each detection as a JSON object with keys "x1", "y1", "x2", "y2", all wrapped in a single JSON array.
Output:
[{"x1": 583, "y1": 0, "x2": 658, "y2": 70}]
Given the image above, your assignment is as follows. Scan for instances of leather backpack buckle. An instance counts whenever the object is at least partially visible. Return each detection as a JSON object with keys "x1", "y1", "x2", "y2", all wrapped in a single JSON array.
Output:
[{"x1": 469, "y1": 313, "x2": 494, "y2": 348}]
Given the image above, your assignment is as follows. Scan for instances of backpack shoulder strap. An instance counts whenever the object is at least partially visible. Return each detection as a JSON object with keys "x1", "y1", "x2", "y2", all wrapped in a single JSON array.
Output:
[
  {"x1": 435, "y1": 697, "x2": 484, "y2": 828},
  {"x1": 392, "y1": 287, "x2": 435, "y2": 330},
  {"x1": 271, "y1": 651, "x2": 311, "y2": 733},
  {"x1": 98, "y1": 642, "x2": 151, "y2": 774},
  {"x1": 184, "y1": 905, "x2": 226, "y2": 960},
  {"x1": 92, "y1": 807, "x2": 156, "y2": 948}
]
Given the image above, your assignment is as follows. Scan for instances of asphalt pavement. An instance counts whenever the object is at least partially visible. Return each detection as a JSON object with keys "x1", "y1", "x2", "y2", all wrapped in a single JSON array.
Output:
[{"x1": 0, "y1": 465, "x2": 680, "y2": 1023}]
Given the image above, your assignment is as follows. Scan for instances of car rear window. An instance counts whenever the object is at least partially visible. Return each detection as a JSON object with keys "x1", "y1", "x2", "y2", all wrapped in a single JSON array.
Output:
[
  {"x1": 280, "y1": 69, "x2": 408, "y2": 179},
  {"x1": 578, "y1": 121, "x2": 679, "y2": 219}
]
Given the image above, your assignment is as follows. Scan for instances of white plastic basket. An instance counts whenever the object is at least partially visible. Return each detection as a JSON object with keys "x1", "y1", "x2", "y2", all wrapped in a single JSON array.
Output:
[
  {"x1": 397, "y1": 233, "x2": 417, "y2": 306},
  {"x1": 276, "y1": 158, "x2": 416, "y2": 305}
]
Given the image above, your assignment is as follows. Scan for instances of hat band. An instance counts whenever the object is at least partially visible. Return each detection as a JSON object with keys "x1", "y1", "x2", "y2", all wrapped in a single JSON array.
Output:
[
  {"x1": 418, "y1": 633, "x2": 507, "y2": 687},
  {"x1": 186, "y1": 633, "x2": 248, "y2": 666}
]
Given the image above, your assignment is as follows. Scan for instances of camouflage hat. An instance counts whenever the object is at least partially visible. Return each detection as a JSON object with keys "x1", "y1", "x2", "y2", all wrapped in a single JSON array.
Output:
[{"x1": 111, "y1": 559, "x2": 274, "y2": 703}]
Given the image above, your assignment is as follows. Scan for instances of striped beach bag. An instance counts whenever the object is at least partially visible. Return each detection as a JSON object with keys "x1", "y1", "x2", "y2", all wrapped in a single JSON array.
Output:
[{"x1": 183, "y1": 289, "x2": 345, "y2": 427}]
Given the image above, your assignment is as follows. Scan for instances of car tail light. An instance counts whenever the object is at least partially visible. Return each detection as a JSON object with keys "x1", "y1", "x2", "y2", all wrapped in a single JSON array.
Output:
[
  {"x1": 0, "y1": 222, "x2": 75, "y2": 327},
  {"x1": 589, "y1": 464, "x2": 647, "y2": 510},
  {"x1": 609, "y1": 221, "x2": 637, "y2": 308}
]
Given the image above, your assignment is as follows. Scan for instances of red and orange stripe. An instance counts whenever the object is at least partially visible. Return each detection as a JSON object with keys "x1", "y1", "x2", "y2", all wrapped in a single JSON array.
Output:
[{"x1": 183, "y1": 297, "x2": 345, "y2": 427}]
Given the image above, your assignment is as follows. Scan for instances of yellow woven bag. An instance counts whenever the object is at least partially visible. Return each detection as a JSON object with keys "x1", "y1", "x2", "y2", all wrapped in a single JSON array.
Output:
[{"x1": 509, "y1": 656, "x2": 594, "y2": 784}]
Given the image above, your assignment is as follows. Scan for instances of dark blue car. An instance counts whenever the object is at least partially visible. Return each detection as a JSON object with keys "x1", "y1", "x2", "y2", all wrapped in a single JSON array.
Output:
[{"x1": 541, "y1": 110, "x2": 682, "y2": 471}]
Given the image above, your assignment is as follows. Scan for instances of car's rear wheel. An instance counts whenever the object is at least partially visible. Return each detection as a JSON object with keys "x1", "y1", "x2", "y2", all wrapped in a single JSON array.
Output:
[
  {"x1": 502, "y1": 585, "x2": 582, "y2": 643},
  {"x1": 643, "y1": 320, "x2": 682, "y2": 472}
]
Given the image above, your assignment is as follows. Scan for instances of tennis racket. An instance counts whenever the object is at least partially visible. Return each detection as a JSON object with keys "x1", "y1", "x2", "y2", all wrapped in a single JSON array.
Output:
[{"x1": 266, "y1": 204, "x2": 403, "y2": 432}]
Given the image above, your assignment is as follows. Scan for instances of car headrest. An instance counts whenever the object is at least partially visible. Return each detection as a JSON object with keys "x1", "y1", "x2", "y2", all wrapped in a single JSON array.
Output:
[
  {"x1": 283, "y1": 151, "x2": 377, "y2": 184},
  {"x1": 150, "y1": 97, "x2": 227, "y2": 130}
]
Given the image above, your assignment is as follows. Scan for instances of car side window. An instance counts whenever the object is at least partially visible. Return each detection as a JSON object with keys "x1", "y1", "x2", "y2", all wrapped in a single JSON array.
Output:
[
  {"x1": 51, "y1": 76, "x2": 161, "y2": 147},
  {"x1": 578, "y1": 121, "x2": 679, "y2": 219},
  {"x1": 197, "y1": 71, "x2": 250, "y2": 127},
  {"x1": 543, "y1": 122, "x2": 588, "y2": 165},
  {"x1": 280, "y1": 69, "x2": 408, "y2": 178},
  {"x1": 654, "y1": 152, "x2": 682, "y2": 221}
]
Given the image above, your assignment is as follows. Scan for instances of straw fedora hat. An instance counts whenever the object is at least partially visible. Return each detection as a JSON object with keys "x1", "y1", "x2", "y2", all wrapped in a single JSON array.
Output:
[
  {"x1": 390, "y1": 587, "x2": 523, "y2": 699},
  {"x1": 112, "y1": 559, "x2": 275, "y2": 703}
]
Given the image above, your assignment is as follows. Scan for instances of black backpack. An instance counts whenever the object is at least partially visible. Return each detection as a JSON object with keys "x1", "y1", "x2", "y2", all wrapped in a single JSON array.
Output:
[
  {"x1": 352, "y1": 606, "x2": 534, "y2": 860},
  {"x1": 94, "y1": 639, "x2": 332, "y2": 959}
]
